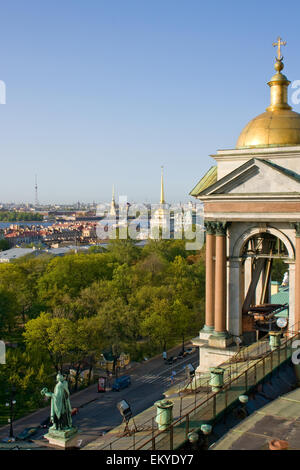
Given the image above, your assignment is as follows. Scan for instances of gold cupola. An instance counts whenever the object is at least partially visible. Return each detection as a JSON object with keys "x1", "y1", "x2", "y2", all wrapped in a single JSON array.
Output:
[{"x1": 236, "y1": 37, "x2": 300, "y2": 149}]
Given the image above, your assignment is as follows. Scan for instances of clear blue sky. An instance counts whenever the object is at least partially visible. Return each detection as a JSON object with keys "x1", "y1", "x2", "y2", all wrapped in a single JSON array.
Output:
[{"x1": 0, "y1": 0, "x2": 300, "y2": 204}]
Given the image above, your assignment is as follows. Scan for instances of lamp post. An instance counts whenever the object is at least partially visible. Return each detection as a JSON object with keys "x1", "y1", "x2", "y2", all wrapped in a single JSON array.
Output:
[{"x1": 5, "y1": 386, "x2": 16, "y2": 439}]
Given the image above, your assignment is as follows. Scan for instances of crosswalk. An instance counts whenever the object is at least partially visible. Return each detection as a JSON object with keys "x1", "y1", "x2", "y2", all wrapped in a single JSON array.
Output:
[
  {"x1": 135, "y1": 374, "x2": 170, "y2": 385},
  {"x1": 134, "y1": 358, "x2": 198, "y2": 386}
]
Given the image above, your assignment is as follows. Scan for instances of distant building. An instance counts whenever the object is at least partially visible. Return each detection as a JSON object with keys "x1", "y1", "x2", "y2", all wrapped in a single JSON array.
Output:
[
  {"x1": 150, "y1": 166, "x2": 170, "y2": 234},
  {"x1": 0, "y1": 247, "x2": 40, "y2": 263},
  {"x1": 110, "y1": 185, "x2": 117, "y2": 216}
]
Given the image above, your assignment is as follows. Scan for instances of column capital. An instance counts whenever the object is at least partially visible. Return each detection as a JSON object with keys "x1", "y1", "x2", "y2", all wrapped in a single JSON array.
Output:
[
  {"x1": 215, "y1": 221, "x2": 228, "y2": 236},
  {"x1": 204, "y1": 221, "x2": 216, "y2": 235}
]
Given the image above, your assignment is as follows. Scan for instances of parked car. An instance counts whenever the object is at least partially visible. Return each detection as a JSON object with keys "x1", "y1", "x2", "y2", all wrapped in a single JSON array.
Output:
[
  {"x1": 112, "y1": 375, "x2": 131, "y2": 391},
  {"x1": 17, "y1": 427, "x2": 39, "y2": 440},
  {"x1": 1, "y1": 437, "x2": 16, "y2": 443},
  {"x1": 177, "y1": 350, "x2": 188, "y2": 359},
  {"x1": 165, "y1": 356, "x2": 177, "y2": 365}
]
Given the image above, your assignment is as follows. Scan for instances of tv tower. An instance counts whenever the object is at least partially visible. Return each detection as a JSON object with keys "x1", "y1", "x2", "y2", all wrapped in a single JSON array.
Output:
[{"x1": 35, "y1": 174, "x2": 39, "y2": 207}]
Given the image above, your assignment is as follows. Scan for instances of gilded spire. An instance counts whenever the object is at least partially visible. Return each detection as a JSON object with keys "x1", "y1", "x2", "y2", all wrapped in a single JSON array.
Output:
[
  {"x1": 266, "y1": 36, "x2": 291, "y2": 112},
  {"x1": 110, "y1": 184, "x2": 117, "y2": 216},
  {"x1": 112, "y1": 184, "x2": 115, "y2": 203},
  {"x1": 160, "y1": 166, "x2": 165, "y2": 204}
]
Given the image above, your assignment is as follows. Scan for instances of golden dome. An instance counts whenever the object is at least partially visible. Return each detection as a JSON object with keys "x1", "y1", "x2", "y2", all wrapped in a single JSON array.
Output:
[
  {"x1": 236, "y1": 109, "x2": 300, "y2": 148},
  {"x1": 236, "y1": 44, "x2": 300, "y2": 149}
]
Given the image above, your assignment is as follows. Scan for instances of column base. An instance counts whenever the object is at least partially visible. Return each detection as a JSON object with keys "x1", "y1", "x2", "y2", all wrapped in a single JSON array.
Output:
[
  {"x1": 199, "y1": 325, "x2": 214, "y2": 340},
  {"x1": 208, "y1": 331, "x2": 233, "y2": 349},
  {"x1": 196, "y1": 342, "x2": 237, "y2": 373}
]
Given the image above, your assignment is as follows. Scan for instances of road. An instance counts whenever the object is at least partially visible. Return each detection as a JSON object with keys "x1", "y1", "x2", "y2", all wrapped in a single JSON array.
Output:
[
  {"x1": 0, "y1": 345, "x2": 198, "y2": 448},
  {"x1": 72, "y1": 349, "x2": 199, "y2": 446}
]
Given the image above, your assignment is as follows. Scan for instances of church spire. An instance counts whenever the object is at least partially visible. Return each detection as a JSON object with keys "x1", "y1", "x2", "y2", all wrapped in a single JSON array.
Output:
[
  {"x1": 160, "y1": 166, "x2": 165, "y2": 204},
  {"x1": 266, "y1": 36, "x2": 291, "y2": 112},
  {"x1": 110, "y1": 184, "x2": 117, "y2": 216}
]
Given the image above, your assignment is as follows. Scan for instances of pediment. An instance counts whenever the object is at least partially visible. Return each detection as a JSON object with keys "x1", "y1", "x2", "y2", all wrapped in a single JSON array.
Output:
[{"x1": 196, "y1": 159, "x2": 300, "y2": 196}]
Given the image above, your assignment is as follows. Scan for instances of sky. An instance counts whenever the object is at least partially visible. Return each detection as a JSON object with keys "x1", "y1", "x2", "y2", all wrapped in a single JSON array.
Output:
[{"x1": 1, "y1": 0, "x2": 300, "y2": 204}]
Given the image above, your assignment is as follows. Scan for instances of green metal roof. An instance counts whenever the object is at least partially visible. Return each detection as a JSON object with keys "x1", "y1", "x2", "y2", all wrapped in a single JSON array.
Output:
[
  {"x1": 271, "y1": 286, "x2": 289, "y2": 318},
  {"x1": 189, "y1": 166, "x2": 217, "y2": 197}
]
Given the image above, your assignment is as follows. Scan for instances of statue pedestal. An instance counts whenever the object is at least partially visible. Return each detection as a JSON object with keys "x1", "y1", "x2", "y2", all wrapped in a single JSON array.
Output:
[{"x1": 44, "y1": 427, "x2": 79, "y2": 449}]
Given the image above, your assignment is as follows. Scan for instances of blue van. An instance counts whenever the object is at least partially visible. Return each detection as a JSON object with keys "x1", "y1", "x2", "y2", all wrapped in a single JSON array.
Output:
[{"x1": 112, "y1": 375, "x2": 131, "y2": 391}]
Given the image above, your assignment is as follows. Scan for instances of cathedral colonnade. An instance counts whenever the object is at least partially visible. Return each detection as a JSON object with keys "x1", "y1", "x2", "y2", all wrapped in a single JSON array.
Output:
[
  {"x1": 202, "y1": 221, "x2": 229, "y2": 339},
  {"x1": 201, "y1": 221, "x2": 300, "y2": 340}
]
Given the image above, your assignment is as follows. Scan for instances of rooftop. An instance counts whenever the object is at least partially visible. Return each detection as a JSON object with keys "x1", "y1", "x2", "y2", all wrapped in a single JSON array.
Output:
[{"x1": 212, "y1": 384, "x2": 300, "y2": 450}]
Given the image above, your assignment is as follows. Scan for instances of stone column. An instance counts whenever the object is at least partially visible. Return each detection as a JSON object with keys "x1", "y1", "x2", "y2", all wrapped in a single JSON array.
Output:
[
  {"x1": 287, "y1": 262, "x2": 295, "y2": 334},
  {"x1": 295, "y1": 224, "x2": 300, "y2": 331},
  {"x1": 214, "y1": 222, "x2": 227, "y2": 334},
  {"x1": 209, "y1": 222, "x2": 232, "y2": 348},
  {"x1": 200, "y1": 222, "x2": 216, "y2": 339},
  {"x1": 244, "y1": 257, "x2": 252, "y2": 302},
  {"x1": 255, "y1": 266, "x2": 265, "y2": 305},
  {"x1": 228, "y1": 259, "x2": 242, "y2": 336}
]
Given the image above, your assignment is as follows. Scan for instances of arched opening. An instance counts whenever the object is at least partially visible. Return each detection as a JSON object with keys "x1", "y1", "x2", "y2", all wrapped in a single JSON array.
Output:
[{"x1": 239, "y1": 232, "x2": 290, "y2": 342}]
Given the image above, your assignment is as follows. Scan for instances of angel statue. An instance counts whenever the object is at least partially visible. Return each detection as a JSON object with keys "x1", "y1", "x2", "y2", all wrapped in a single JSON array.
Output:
[{"x1": 41, "y1": 373, "x2": 73, "y2": 430}]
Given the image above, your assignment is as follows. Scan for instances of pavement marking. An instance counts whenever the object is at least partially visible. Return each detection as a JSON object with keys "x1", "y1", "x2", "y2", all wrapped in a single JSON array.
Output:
[
  {"x1": 134, "y1": 357, "x2": 199, "y2": 385},
  {"x1": 135, "y1": 374, "x2": 170, "y2": 384}
]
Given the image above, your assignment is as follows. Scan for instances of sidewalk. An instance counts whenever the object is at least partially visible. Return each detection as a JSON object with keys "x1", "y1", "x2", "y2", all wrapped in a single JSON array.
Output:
[
  {"x1": 0, "y1": 341, "x2": 192, "y2": 441},
  {"x1": 83, "y1": 340, "x2": 272, "y2": 450}
]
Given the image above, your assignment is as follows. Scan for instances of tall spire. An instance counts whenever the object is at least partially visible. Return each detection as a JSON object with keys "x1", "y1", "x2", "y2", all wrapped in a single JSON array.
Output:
[
  {"x1": 266, "y1": 36, "x2": 291, "y2": 112},
  {"x1": 110, "y1": 184, "x2": 117, "y2": 216},
  {"x1": 160, "y1": 166, "x2": 165, "y2": 204},
  {"x1": 35, "y1": 174, "x2": 39, "y2": 207}
]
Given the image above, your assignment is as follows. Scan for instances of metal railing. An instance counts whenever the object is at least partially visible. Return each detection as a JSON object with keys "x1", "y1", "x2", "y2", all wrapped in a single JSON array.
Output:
[
  {"x1": 98, "y1": 327, "x2": 299, "y2": 450},
  {"x1": 135, "y1": 330, "x2": 299, "y2": 450}
]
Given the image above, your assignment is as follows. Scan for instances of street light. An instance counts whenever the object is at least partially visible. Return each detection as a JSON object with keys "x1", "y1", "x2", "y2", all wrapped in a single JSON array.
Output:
[{"x1": 5, "y1": 387, "x2": 16, "y2": 439}]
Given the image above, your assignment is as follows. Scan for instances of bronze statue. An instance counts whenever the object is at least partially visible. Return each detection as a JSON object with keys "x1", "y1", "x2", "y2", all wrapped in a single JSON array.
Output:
[{"x1": 41, "y1": 373, "x2": 72, "y2": 430}]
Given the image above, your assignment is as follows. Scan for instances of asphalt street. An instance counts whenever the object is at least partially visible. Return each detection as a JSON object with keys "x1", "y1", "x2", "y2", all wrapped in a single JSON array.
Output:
[
  {"x1": 0, "y1": 345, "x2": 198, "y2": 448},
  {"x1": 71, "y1": 349, "x2": 199, "y2": 446}
]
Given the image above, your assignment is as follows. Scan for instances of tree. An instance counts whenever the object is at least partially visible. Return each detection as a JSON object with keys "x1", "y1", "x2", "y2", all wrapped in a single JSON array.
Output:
[
  {"x1": 142, "y1": 239, "x2": 190, "y2": 262},
  {"x1": 134, "y1": 252, "x2": 168, "y2": 285},
  {"x1": 0, "y1": 287, "x2": 19, "y2": 336},
  {"x1": 111, "y1": 264, "x2": 135, "y2": 304},
  {"x1": 172, "y1": 299, "x2": 196, "y2": 353},
  {"x1": 97, "y1": 298, "x2": 129, "y2": 356},
  {"x1": 76, "y1": 317, "x2": 103, "y2": 385},
  {"x1": 23, "y1": 312, "x2": 104, "y2": 391},
  {"x1": 272, "y1": 259, "x2": 287, "y2": 283},
  {"x1": 37, "y1": 253, "x2": 115, "y2": 306},
  {"x1": 73, "y1": 280, "x2": 114, "y2": 319},
  {"x1": 106, "y1": 239, "x2": 141, "y2": 265},
  {"x1": 0, "y1": 263, "x2": 34, "y2": 326},
  {"x1": 23, "y1": 313, "x2": 73, "y2": 372},
  {"x1": 0, "y1": 239, "x2": 9, "y2": 251},
  {"x1": 0, "y1": 348, "x2": 51, "y2": 426},
  {"x1": 141, "y1": 297, "x2": 175, "y2": 351}
]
